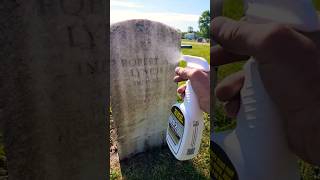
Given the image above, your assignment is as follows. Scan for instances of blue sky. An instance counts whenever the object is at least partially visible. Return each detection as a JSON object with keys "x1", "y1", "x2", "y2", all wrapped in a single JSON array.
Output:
[{"x1": 110, "y1": 0, "x2": 210, "y2": 32}]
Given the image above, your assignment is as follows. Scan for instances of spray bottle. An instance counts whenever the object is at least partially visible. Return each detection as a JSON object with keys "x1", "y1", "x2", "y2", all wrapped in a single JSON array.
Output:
[
  {"x1": 212, "y1": 0, "x2": 320, "y2": 179},
  {"x1": 166, "y1": 55, "x2": 210, "y2": 160}
]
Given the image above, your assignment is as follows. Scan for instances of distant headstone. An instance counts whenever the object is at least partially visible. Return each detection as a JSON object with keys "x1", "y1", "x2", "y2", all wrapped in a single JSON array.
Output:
[
  {"x1": 0, "y1": 1, "x2": 107, "y2": 179},
  {"x1": 110, "y1": 19, "x2": 180, "y2": 160}
]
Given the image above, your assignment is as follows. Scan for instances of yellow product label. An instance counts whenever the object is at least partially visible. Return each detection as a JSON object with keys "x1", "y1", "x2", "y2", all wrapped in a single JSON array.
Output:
[
  {"x1": 171, "y1": 106, "x2": 184, "y2": 125},
  {"x1": 173, "y1": 109, "x2": 183, "y2": 124},
  {"x1": 211, "y1": 141, "x2": 238, "y2": 180}
]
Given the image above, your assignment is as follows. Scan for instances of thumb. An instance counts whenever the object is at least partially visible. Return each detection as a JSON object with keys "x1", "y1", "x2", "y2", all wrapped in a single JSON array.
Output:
[{"x1": 211, "y1": 16, "x2": 264, "y2": 56}]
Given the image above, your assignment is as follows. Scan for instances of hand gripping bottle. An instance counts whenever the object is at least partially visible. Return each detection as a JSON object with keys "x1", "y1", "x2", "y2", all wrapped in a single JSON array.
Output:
[
  {"x1": 212, "y1": 0, "x2": 320, "y2": 179},
  {"x1": 167, "y1": 55, "x2": 210, "y2": 160}
]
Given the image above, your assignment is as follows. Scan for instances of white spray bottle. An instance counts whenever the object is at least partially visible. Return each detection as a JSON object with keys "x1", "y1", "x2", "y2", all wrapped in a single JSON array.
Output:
[
  {"x1": 166, "y1": 55, "x2": 210, "y2": 161},
  {"x1": 212, "y1": 0, "x2": 320, "y2": 179}
]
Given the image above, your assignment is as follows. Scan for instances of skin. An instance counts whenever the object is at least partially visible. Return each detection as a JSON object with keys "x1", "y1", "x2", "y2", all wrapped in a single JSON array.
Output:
[
  {"x1": 175, "y1": 16, "x2": 320, "y2": 165},
  {"x1": 174, "y1": 67, "x2": 210, "y2": 113}
]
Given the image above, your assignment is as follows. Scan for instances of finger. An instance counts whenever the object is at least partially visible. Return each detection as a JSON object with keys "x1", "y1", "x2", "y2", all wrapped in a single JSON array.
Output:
[
  {"x1": 180, "y1": 93, "x2": 185, "y2": 99},
  {"x1": 212, "y1": 17, "x2": 317, "y2": 64},
  {"x1": 174, "y1": 67, "x2": 192, "y2": 81},
  {"x1": 174, "y1": 67, "x2": 209, "y2": 82},
  {"x1": 211, "y1": 17, "x2": 266, "y2": 56},
  {"x1": 175, "y1": 67, "x2": 189, "y2": 79},
  {"x1": 180, "y1": 91, "x2": 185, "y2": 99},
  {"x1": 173, "y1": 75, "x2": 186, "y2": 82},
  {"x1": 177, "y1": 85, "x2": 186, "y2": 99},
  {"x1": 211, "y1": 45, "x2": 249, "y2": 66},
  {"x1": 224, "y1": 97, "x2": 241, "y2": 118},
  {"x1": 211, "y1": 17, "x2": 259, "y2": 55},
  {"x1": 215, "y1": 71, "x2": 245, "y2": 102},
  {"x1": 177, "y1": 85, "x2": 186, "y2": 94}
]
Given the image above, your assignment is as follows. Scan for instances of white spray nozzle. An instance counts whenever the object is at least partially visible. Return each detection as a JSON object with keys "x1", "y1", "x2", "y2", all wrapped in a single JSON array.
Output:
[{"x1": 182, "y1": 55, "x2": 210, "y2": 72}]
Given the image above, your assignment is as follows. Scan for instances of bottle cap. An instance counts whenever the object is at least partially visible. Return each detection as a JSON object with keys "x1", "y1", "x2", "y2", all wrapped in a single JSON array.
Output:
[{"x1": 182, "y1": 55, "x2": 210, "y2": 72}]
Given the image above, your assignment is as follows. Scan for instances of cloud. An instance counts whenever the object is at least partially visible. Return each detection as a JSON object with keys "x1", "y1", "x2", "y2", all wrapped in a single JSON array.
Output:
[
  {"x1": 110, "y1": 9, "x2": 200, "y2": 31},
  {"x1": 110, "y1": 0, "x2": 144, "y2": 8}
]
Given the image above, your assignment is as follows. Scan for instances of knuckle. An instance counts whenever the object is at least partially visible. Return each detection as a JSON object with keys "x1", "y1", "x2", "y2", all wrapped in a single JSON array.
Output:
[
  {"x1": 229, "y1": 22, "x2": 242, "y2": 41},
  {"x1": 176, "y1": 68, "x2": 185, "y2": 76},
  {"x1": 259, "y1": 24, "x2": 318, "y2": 59},
  {"x1": 190, "y1": 69, "x2": 204, "y2": 78},
  {"x1": 260, "y1": 24, "x2": 291, "y2": 49},
  {"x1": 267, "y1": 24, "x2": 290, "y2": 40}
]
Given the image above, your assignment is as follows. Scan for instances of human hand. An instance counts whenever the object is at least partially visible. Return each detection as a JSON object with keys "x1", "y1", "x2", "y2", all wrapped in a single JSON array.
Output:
[
  {"x1": 174, "y1": 67, "x2": 210, "y2": 113},
  {"x1": 212, "y1": 16, "x2": 320, "y2": 165}
]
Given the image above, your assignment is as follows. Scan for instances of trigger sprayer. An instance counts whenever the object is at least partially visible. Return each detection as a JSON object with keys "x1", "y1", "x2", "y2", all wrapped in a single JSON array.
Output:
[
  {"x1": 212, "y1": 0, "x2": 320, "y2": 180},
  {"x1": 166, "y1": 55, "x2": 210, "y2": 161}
]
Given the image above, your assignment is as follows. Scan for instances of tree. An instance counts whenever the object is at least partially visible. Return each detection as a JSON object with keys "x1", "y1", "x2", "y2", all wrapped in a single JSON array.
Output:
[
  {"x1": 181, "y1": 32, "x2": 188, "y2": 39},
  {"x1": 195, "y1": 31, "x2": 202, "y2": 38},
  {"x1": 198, "y1": 10, "x2": 210, "y2": 38},
  {"x1": 188, "y1": 26, "x2": 194, "y2": 33}
]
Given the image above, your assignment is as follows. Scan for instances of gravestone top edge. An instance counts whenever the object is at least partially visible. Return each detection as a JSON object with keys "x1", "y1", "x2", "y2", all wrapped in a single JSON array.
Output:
[{"x1": 110, "y1": 19, "x2": 179, "y2": 32}]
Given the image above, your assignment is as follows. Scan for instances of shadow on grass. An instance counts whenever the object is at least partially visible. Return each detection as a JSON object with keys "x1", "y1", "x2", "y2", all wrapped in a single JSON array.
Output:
[{"x1": 120, "y1": 146, "x2": 209, "y2": 180}]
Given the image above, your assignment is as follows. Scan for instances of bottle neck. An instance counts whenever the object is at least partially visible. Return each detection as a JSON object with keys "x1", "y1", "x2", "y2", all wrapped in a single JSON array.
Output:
[{"x1": 184, "y1": 81, "x2": 202, "y2": 114}]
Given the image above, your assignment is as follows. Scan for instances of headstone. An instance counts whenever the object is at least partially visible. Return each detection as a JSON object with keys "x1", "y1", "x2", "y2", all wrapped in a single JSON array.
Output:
[
  {"x1": 110, "y1": 19, "x2": 180, "y2": 160},
  {"x1": 0, "y1": 1, "x2": 107, "y2": 179}
]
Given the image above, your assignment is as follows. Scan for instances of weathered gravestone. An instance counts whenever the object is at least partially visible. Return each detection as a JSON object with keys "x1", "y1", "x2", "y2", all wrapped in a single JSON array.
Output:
[
  {"x1": 0, "y1": 1, "x2": 107, "y2": 179},
  {"x1": 110, "y1": 19, "x2": 180, "y2": 160}
]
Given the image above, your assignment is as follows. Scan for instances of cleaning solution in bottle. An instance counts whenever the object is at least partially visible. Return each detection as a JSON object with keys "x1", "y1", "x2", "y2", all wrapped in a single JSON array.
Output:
[
  {"x1": 212, "y1": 0, "x2": 320, "y2": 179},
  {"x1": 166, "y1": 55, "x2": 210, "y2": 161}
]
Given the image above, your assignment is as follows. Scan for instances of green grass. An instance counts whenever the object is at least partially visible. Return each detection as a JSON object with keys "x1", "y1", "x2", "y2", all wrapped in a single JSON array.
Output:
[
  {"x1": 214, "y1": 0, "x2": 320, "y2": 179},
  {"x1": 181, "y1": 40, "x2": 210, "y2": 64},
  {"x1": 110, "y1": 40, "x2": 210, "y2": 180}
]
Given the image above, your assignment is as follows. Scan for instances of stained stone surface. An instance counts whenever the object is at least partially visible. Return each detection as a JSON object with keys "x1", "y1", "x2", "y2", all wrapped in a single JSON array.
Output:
[
  {"x1": 0, "y1": 1, "x2": 107, "y2": 179},
  {"x1": 110, "y1": 19, "x2": 180, "y2": 160}
]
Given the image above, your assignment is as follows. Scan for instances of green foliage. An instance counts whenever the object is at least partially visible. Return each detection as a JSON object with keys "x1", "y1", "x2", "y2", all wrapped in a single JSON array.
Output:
[
  {"x1": 223, "y1": 0, "x2": 244, "y2": 20},
  {"x1": 198, "y1": 10, "x2": 210, "y2": 38},
  {"x1": 110, "y1": 170, "x2": 121, "y2": 180},
  {"x1": 313, "y1": 0, "x2": 320, "y2": 10}
]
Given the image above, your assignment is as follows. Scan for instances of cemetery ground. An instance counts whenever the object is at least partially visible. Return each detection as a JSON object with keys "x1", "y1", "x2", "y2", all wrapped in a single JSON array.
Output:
[{"x1": 110, "y1": 40, "x2": 210, "y2": 180}]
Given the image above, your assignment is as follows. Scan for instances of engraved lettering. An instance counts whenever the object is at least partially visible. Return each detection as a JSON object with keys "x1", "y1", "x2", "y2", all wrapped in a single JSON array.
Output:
[{"x1": 67, "y1": 24, "x2": 95, "y2": 49}]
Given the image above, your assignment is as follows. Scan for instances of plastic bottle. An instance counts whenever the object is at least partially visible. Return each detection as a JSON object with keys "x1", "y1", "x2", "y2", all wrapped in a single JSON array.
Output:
[
  {"x1": 166, "y1": 55, "x2": 210, "y2": 160},
  {"x1": 212, "y1": 0, "x2": 320, "y2": 179}
]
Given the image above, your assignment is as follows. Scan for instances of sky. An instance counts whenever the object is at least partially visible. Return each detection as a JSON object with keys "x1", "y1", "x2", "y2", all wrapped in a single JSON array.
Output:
[{"x1": 110, "y1": 0, "x2": 210, "y2": 32}]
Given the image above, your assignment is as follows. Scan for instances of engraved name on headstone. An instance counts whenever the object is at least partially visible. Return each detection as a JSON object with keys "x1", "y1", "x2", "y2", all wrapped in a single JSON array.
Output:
[{"x1": 110, "y1": 19, "x2": 180, "y2": 159}]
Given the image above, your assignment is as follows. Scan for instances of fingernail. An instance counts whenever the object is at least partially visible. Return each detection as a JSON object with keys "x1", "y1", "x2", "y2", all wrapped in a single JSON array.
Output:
[{"x1": 175, "y1": 67, "x2": 180, "y2": 73}]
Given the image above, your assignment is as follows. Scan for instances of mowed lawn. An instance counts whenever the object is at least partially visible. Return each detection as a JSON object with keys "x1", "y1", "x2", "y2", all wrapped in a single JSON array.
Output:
[
  {"x1": 110, "y1": 40, "x2": 211, "y2": 180},
  {"x1": 215, "y1": 0, "x2": 320, "y2": 179}
]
